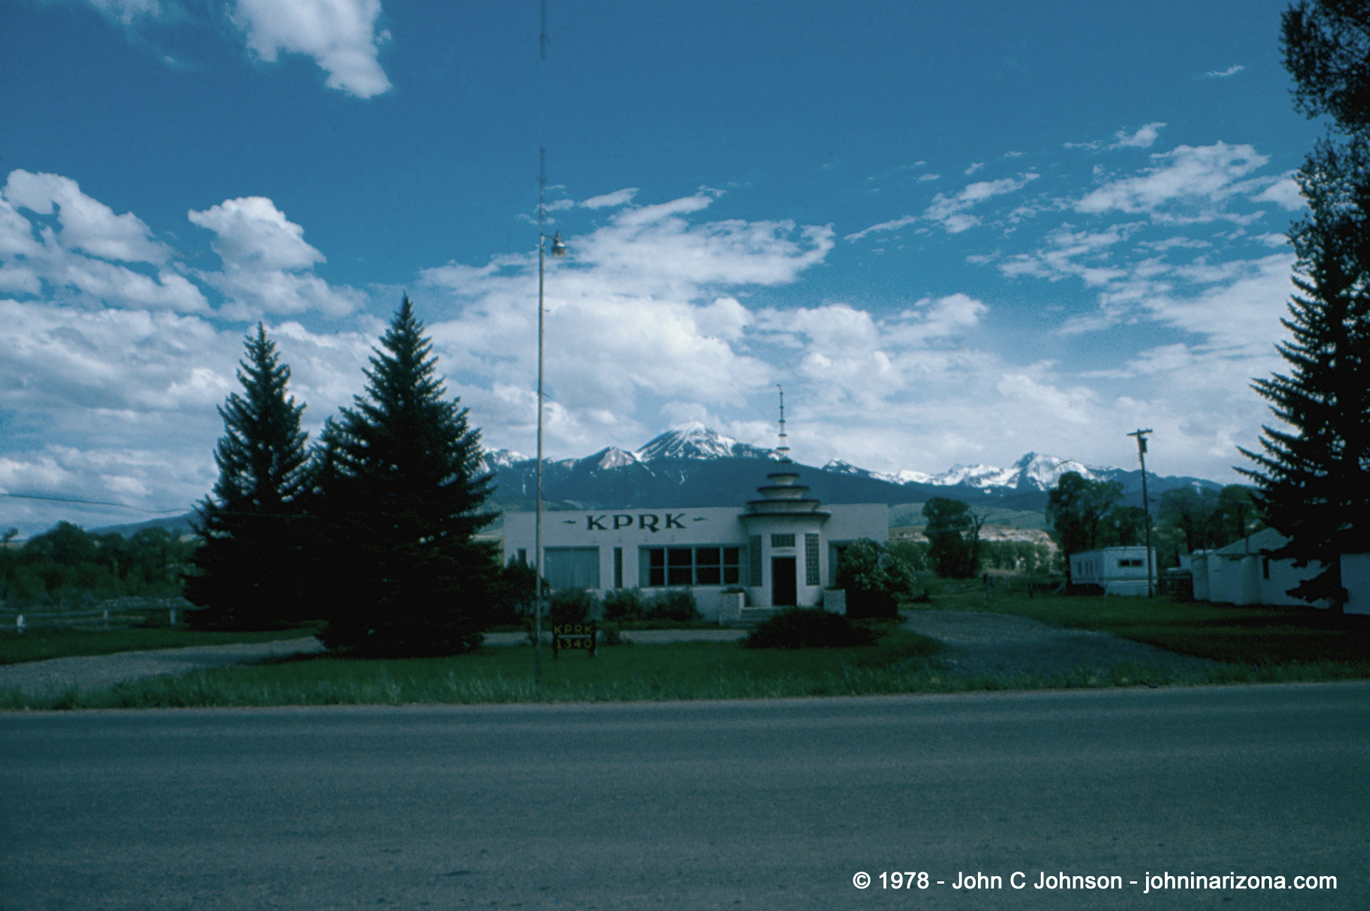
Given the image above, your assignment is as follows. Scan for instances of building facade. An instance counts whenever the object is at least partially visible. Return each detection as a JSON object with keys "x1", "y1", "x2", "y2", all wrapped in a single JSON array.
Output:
[{"x1": 501, "y1": 466, "x2": 888, "y2": 622}]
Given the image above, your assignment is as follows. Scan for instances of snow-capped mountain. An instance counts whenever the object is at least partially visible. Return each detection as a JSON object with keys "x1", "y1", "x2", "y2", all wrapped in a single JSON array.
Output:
[
  {"x1": 482, "y1": 425, "x2": 1220, "y2": 512},
  {"x1": 482, "y1": 424, "x2": 772, "y2": 477},
  {"x1": 479, "y1": 424, "x2": 1222, "y2": 515},
  {"x1": 633, "y1": 424, "x2": 776, "y2": 462},
  {"x1": 825, "y1": 451, "x2": 1112, "y2": 493}
]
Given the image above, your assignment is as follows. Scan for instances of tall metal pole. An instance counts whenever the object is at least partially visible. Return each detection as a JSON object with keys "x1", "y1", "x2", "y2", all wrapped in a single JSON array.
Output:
[
  {"x1": 533, "y1": 0, "x2": 549, "y2": 685},
  {"x1": 1128, "y1": 429, "x2": 1154, "y2": 597}
]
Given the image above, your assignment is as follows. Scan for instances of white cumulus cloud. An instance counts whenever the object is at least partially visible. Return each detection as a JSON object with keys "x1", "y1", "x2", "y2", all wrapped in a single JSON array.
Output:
[
  {"x1": 924, "y1": 174, "x2": 1040, "y2": 234},
  {"x1": 231, "y1": 0, "x2": 392, "y2": 99},
  {"x1": 5, "y1": 170, "x2": 171, "y2": 265},
  {"x1": 1, "y1": 171, "x2": 208, "y2": 313},
  {"x1": 1076, "y1": 142, "x2": 1269, "y2": 223},
  {"x1": 1111, "y1": 122, "x2": 1166, "y2": 149},
  {"x1": 189, "y1": 196, "x2": 364, "y2": 318}
]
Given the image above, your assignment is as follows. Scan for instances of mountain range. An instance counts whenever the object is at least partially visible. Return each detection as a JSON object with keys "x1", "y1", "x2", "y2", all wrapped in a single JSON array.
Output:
[
  {"x1": 89, "y1": 425, "x2": 1223, "y2": 539},
  {"x1": 482, "y1": 424, "x2": 1222, "y2": 514}
]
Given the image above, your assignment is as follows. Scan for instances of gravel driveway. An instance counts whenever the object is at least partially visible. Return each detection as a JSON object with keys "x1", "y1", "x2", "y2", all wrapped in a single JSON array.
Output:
[
  {"x1": 0, "y1": 612, "x2": 1211, "y2": 700},
  {"x1": 903, "y1": 609, "x2": 1214, "y2": 678},
  {"x1": 0, "y1": 638, "x2": 325, "y2": 699}
]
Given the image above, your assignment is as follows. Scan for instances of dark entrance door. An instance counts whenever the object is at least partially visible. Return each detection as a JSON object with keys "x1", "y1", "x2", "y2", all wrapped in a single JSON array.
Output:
[{"x1": 771, "y1": 556, "x2": 797, "y2": 606}]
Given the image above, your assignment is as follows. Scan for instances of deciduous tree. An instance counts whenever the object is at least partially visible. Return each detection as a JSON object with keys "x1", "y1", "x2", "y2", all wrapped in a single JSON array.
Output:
[
  {"x1": 1046, "y1": 472, "x2": 1123, "y2": 584},
  {"x1": 921, "y1": 497, "x2": 982, "y2": 579}
]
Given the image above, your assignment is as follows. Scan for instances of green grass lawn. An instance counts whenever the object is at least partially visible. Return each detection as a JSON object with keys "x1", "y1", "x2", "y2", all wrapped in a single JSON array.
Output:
[
  {"x1": 0, "y1": 625, "x2": 322, "y2": 666},
  {"x1": 3, "y1": 629, "x2": 956, "y2": 710},
  {"x1": 924, "y1": 581, "x2": 1370, "y2": 665},
  {"x1": 4, "y1": 587, "x2": 1369, "y2": 711}
]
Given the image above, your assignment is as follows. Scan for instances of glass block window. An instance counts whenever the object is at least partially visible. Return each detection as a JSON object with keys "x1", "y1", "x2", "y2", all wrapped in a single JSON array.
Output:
[
  {"x1": 749, "y1": 536, "x2": 762, "y2": 586},
  {"x1": 771, "y1": 533, "x2": 796, "y2": 548},
  {"x1": 805, "y1": 534, "x2": 820, "y2": 586}
]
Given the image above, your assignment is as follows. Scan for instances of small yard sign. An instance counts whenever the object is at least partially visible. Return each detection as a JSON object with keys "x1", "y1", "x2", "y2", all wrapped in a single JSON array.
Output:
[{"x1": 552, "y1": 622, "x2": 597, "y2": 659}]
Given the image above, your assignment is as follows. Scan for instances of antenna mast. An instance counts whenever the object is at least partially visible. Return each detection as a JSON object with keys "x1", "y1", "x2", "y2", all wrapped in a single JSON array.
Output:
[{"x1": 777, "y1": 384, "x2": 790, "y2": 462}]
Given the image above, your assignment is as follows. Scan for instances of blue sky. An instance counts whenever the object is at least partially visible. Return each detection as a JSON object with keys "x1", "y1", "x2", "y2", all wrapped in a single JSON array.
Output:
[{"x1": 0, "y1": 0, "x2": 1325, "y2": 534}]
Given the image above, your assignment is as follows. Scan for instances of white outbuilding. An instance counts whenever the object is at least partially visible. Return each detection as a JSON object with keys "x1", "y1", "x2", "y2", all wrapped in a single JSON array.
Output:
[
  {"x1": 501, "y1": 464, "x2": 888, "y2": 623},
  {"x1": 1189, "y1": 527, "x2": 1370, "y2": 614}
]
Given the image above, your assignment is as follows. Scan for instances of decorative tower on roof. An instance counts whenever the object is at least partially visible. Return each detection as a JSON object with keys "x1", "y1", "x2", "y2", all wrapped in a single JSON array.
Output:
[{"x1": 739, "y1": 387, "x2": 830, "y2": 607}]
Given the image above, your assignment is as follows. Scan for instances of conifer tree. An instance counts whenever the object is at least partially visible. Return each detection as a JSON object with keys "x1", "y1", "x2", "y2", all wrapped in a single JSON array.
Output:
[
  {"x1": 1239, "y1": 1, "x2": 1370, "y2": 610},
  {"x1": 314, "y1": 296, "x2": 496, "y2": 655},
  {"x1": 188, "y1": 325, "x2": 312, "y2": 628}
]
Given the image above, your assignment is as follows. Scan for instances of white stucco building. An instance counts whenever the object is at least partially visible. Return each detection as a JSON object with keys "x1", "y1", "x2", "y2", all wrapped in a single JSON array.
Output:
[
  {"x1": 1069, "y1": 546, "x2": 1156, "y2": 596},
  {"x1": 501, "y1": 464, "x2": 888, "y2": 622}
]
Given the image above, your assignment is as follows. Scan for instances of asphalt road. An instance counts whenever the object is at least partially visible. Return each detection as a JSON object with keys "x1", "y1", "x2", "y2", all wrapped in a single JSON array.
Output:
[{"x1": 3, "y1": 683, "x2": 1368, "y2": 910}]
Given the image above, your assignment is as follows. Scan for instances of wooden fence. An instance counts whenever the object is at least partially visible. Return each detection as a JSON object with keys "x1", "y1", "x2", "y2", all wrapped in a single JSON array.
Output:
[{"x1": 1, "y1": 597, "x2": 195, "y2": 633}]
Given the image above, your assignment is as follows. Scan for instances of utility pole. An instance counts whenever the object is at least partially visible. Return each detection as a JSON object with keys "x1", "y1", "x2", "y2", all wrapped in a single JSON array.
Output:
[{"x1": 1127, "y1": 429, "x2": 1154, "y2": 597}]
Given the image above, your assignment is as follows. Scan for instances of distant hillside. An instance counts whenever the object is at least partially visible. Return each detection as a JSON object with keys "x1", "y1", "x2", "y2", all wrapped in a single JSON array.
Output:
[{"x1": 90, "y1": 513, "x2": 196, "y2": 538}]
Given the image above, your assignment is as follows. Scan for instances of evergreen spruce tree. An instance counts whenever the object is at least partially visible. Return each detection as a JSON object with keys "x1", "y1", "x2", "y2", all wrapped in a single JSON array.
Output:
[
  {"x1": 187, "y1": 325, "x2": 312, "y2": 629},
  {"x1": 1239, "y1": 1, "x2": 1370, "y2": 610},
  {"x1": 315, "y1": 296, "x2": 496, "y2": 656}
]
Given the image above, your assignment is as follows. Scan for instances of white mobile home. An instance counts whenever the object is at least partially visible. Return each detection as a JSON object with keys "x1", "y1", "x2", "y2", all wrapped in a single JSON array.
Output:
[{"x1": 1070, "y1": 546, "x2": 1155, "y2": 595}]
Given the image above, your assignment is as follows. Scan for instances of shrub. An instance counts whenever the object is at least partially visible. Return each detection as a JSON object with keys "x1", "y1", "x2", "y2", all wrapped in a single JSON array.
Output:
[
  {"x1": 743, "y1": 608, "x2": 879, "y2": 649},
  {"x1": 603, "y1": 587, "x2": 646, "y2": 621},
  {"x1": 645, "y1": 588, "x2": 700, "y2": 622},
  {"x1": 846, "y1": 589, "x2": 900, "y2": 620},
  {"x1": 485, "y1": 559, "x2": 540, "y2": 627},
  {"x1": 548, "y1": 589, "x2": 599, "y2": 627},
  {"x1": 834, "y1": 538, "x2": 913, "y2": 618}
]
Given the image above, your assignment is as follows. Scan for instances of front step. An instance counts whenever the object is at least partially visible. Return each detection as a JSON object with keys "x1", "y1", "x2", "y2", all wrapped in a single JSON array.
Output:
[{"x1": 735, "y1": 607, "x2": 784, "y2": 627}]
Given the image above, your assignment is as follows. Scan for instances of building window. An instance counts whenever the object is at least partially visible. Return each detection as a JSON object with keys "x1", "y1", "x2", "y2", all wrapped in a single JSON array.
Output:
[
  {"x1": 544, "y1": 547, "x2": 600, "y2": 590},
  {"x1": 614, "y1": 547, "x2": 623, "y2": 589},
  {"x1": 750, "y1": 536, "x2": 762, "y2": 586},
  {"x1": 805, "y1": 534, "x2": 820, "y2": 586},
  {"x1": 771, "y1": 533, "x2": 796, "y2": 548},
  {"x1": 643, "y1": 546, "x2": 742, "y2": 587},
  {"x1": 1118, "y1": 558, "x2": 1143, "y2": 568},
  {"x1": 516, "y1": 549, "x2": 528, "y2": 565}
]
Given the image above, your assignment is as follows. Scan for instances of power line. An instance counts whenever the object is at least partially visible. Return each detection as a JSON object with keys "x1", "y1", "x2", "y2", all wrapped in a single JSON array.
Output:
[{"x1": 0, "y1": 492, "x2": 187, "y2": 515}]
